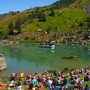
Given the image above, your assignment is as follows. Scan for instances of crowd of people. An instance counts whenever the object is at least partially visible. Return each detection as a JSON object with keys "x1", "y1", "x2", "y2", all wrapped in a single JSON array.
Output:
[{"x1": 5, "y1": 67, "x2": 90, "y2": 90}]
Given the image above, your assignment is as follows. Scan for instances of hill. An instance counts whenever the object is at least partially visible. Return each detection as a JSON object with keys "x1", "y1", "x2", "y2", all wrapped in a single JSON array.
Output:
[{"x1": 0, "y1": 0, "x2": 90, "y2": 43}]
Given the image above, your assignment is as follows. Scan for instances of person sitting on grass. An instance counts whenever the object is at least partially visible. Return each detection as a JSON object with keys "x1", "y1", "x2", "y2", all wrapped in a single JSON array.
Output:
[
  {"x1": 10, "y1": 73, "x2": 15, "y2": 81},
  {"x1": 84, "y1": 84, "x2": 90, "y2": 90},
  {"x1": 8, "y1": 80, "x2": 15, "y2": 88},
  {"x1": 32, "y1": 76, "x2": 37, "y2": 87},
  {"x1": 17, "y1": 83, "x2": 23, "y2": 90}
]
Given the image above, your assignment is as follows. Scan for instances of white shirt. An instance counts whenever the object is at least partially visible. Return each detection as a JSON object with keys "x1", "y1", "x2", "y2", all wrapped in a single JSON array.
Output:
[
  {"x1": 47, "y1": 79, "x2": 53, "y2": 88},
  {"x1": 17, "y1": 85, "x2": 23, "y2": 90}
]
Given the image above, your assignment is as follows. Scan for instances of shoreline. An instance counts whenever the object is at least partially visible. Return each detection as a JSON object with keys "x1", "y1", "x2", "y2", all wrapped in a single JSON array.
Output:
[
  {"x1": 0, "y1": 66, "x2": 90, "y2": 78},
  {"x1": 0, "y1": 31, "x2": 90, "y2": 45}
]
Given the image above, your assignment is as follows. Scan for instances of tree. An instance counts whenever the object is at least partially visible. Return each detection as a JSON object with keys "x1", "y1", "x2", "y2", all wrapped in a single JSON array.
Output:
[
  {"x1": 49, "y1": 7, "x2": 55, "y2": 16},
  {"x1": 14, "y1": 18, "x2": 21, "y2": 34},
  {"x1": 85, "y1": 16, "x2": 90, "y2": 29},
  {"x1": 38, "y1": 13, "x2": 46, "y2": 22},
  {"x1": 8, "y1": 22, "x2": 13, "y2": 35},
  {"x1": 0, "y1": 27, "x2": 3, "y2": 37},
  {"x1": 45, "y1": 26, "x2": 52, "y2": 34},
  {"x1": 52, "y1": 0, "x2": 75, "y2": 9}
]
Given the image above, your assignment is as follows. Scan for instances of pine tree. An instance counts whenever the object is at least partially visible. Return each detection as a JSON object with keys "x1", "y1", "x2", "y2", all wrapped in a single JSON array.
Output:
[
  {"x1": 38, "y1": 13, "x2": 46, "y2": 22},
  {"x1": 8, "y1": 22, "x2": 13, "y2": 35},
  {"x1": 15, "y1": 18, "x2": 21, "y2": 34},
  {"x1": 49, "y1": 7, "x2": 55, "y2": 16}
]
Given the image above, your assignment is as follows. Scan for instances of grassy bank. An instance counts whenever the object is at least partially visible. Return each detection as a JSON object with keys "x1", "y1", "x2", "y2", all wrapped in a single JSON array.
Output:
[{"x1": 0, "y1": 68, "x2": 90, "y2": 90}]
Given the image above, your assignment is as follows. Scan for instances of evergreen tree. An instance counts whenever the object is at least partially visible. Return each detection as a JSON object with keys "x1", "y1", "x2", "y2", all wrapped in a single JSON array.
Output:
[
  {"x1": 15, "y1": 18, "x2": 21, "y2": 34},
  {"x1": 8, "y1": 22, "x2": 13, "y2": 35},
  {"x1": 38, "y1": 12, "x2": 46, "y2": 22},
  {"x1": 49, "y1": 7, "x2": 55, "y2": 16},
  {"x1": 85, "y1": 16, "x2": 90, "y2": 28},
  {"x1": 53, "y1": 0, "x2": 75, "y2": 8}
]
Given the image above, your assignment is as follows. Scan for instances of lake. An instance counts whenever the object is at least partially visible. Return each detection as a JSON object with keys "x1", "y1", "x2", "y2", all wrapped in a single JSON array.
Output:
[{"x1": 0, "y1": 43, "x2": 90, "y2": 77}]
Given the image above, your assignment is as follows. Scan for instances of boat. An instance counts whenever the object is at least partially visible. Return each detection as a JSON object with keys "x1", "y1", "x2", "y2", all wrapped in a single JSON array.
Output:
[
  {"x1": 39, "y1": 44, "x2": 55, "y2": 49},
  {"x1": 38, "y1": 41, "x2": 55, "y2": 49}
]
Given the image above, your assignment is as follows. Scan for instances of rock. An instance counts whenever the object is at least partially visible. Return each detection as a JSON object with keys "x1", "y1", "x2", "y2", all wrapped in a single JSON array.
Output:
[
  {"x1": 62, "y1": 56, "x2": 79, "y2": 60},
  {"x1": 0, "y1": 56, "x2": 7, "y2": 70}
]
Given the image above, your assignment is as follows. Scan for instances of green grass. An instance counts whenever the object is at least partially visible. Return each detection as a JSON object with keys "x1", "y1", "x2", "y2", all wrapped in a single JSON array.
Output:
[{"x1": 21, "y1": 8, "x2": 87, "y2": 33}]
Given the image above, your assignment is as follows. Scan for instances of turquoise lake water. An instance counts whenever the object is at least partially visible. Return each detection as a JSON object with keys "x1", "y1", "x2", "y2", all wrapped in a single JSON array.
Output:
[{"x1": 0, "y1": 43, "x2": 90, "y2": 77}]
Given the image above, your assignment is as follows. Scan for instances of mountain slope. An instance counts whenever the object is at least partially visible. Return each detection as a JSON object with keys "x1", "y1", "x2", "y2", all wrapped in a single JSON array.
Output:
[{"x1": 0, "y1": 0, "x2": 90, "y2": 38}]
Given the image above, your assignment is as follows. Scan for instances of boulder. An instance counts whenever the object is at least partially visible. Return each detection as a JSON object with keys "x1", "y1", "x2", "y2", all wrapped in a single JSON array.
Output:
[{"x1": 0, "y1": 56, "x2": 7, "y2": 70}]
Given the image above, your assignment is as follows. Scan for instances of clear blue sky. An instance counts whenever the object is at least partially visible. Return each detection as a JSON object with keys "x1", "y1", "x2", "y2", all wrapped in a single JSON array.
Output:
[{"x1": 0, "y1": 0, "x2": 57, "y2": 14}]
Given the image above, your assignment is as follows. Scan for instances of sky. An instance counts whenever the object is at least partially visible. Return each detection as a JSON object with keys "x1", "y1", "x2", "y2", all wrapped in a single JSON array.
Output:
[{"x1": 0, "y1": 0, "x2": 57, "y2": 14}]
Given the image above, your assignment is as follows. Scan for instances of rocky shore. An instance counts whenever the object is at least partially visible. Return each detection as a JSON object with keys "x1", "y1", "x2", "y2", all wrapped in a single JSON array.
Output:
[
  {"x1": 0, "y1": 29, "x2": 90, "y2": 45},
  {"x1": 0, "y1": 55, "x2": 7, "y2": 70}
]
